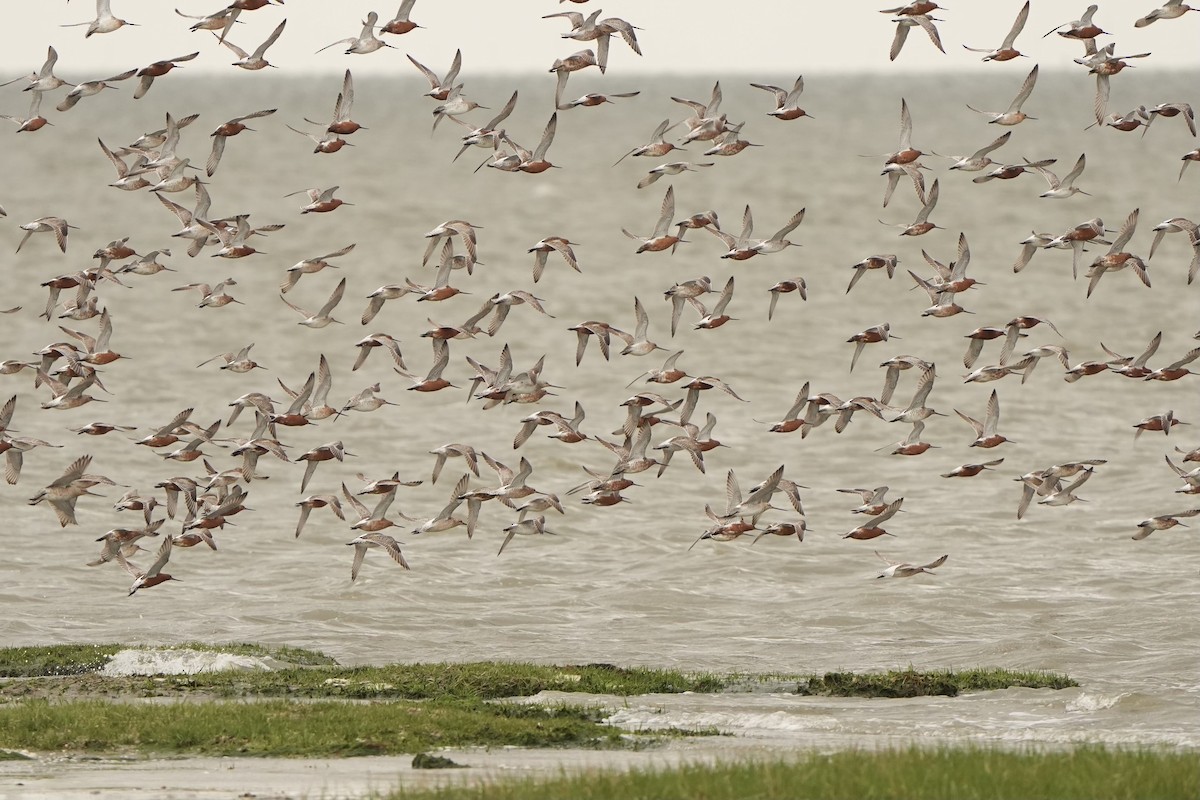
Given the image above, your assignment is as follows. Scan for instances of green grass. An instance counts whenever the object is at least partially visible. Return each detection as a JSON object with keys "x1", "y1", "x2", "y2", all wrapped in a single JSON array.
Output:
[
  {"x1": 385, "y1": 746, "x2": 1200, "y2": 800},
  {"x1": 0, "y1": 645, "x2": 122, "y2": 677},
  {"x1": 0, "y1": 698, "x2": 652, "y2": 757},
  {"x1": 797, "y1": 668, "x2": 1078, "y2": 698}
]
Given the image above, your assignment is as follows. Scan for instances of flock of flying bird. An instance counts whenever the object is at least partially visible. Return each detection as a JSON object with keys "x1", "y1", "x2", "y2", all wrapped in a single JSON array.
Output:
[{"x1": 1, "y1": 1, "x2": 1198, "y2": 595}]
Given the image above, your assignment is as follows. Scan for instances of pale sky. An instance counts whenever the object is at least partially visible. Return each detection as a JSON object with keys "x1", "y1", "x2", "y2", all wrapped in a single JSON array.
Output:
[{"x1": 3, "y1": 1, "x2": 1198, "y2": 80}]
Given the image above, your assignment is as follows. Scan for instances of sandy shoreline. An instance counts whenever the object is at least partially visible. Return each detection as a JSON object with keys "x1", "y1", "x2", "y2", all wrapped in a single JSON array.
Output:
[{"x1": 0, "y1": 737, "x2": 826, "y2": 800}]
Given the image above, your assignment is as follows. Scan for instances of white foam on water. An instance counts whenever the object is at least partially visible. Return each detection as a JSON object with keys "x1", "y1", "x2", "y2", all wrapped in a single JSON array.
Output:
[
  {"x1": 607, "y1": 708, "x2": 841, "y2": 736},
  {"x1": 98, "y1": 648, "x2": 281, "y2": 677},
  {"x1": 1066, "y1": 692, "x2": 1127, "y2": 713}
]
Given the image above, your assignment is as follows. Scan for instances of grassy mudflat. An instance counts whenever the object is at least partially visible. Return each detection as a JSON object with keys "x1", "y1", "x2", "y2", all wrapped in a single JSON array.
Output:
[
  {"x1": 384, "y1": 747, "x2": 1200, "y2": 800},
  {"x1": 797, "y1": 667, "x2": 1078, "y2": 697},
  {"x1": 0, "y1": 645, "x2": 1073, "y2": 701},
  {"x1": 0, "y1": 699, "x2": 644, "y2": 757},
  {"x1": 0, "y1": 642, "x2": 335, "y2": 678},
  {"x1": 1, "y1": 660, "x2": 728, "y2": 702},
  {"x1": 0, "y1": 644, "x2": 1080, "y2": 759},
  {"x1": 0, "y1": 644, "x2": 123, "y2": 677}
]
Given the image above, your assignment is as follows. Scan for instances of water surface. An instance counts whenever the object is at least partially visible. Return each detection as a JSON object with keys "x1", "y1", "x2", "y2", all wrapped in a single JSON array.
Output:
[{"x1": 1, "y1": 69, "x2": 1197, "y2": 752}]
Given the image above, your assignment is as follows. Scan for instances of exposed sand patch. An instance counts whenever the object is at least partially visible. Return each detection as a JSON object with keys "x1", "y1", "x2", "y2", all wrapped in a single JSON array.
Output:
[{"x1": 0, "y1": 739, "x2": 804, "y2": 800}]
